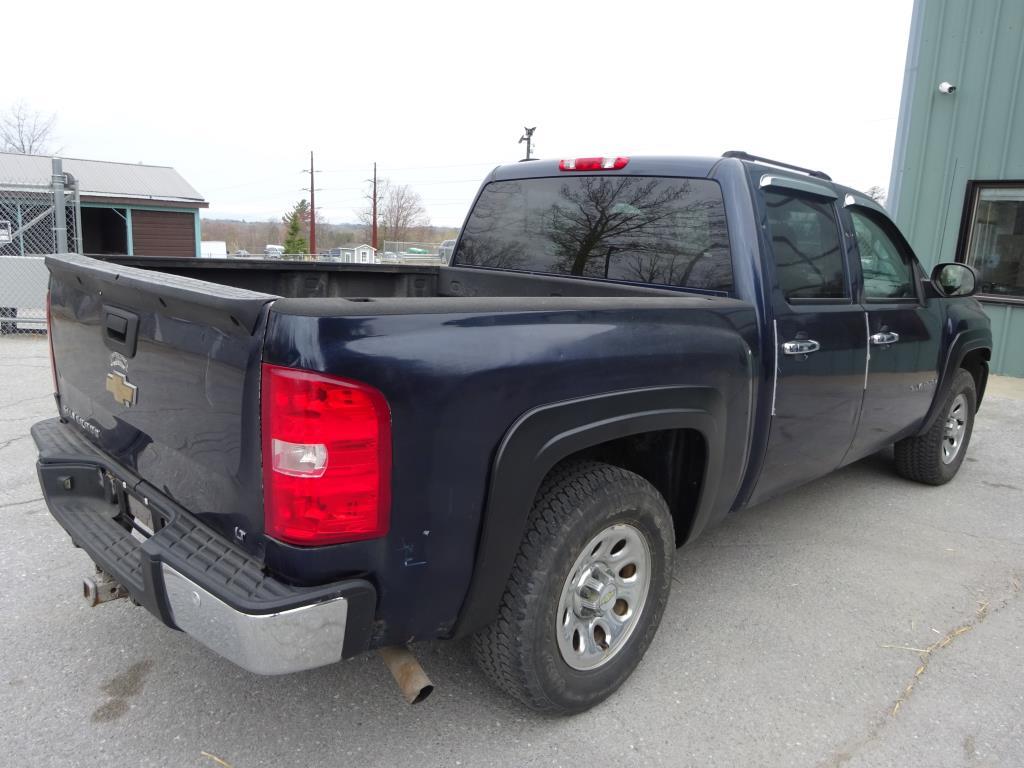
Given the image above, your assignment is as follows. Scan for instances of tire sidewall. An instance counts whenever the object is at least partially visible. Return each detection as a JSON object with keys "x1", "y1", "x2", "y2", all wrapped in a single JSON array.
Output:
[
  {"x1": 526, "y1": 479, "x2": 673, "y2": 713},
  {"x1": 935, "y1": 372, "x2": 977, "y2": 482}
]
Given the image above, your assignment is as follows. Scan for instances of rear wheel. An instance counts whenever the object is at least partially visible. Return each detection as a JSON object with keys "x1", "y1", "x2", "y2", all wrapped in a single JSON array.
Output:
[
  {"x1": 472, "y1": 460, "x2": 674, "y2": 714},
  {"x1": 894, "y1": 369, "x2": 977, "y2": 485}
]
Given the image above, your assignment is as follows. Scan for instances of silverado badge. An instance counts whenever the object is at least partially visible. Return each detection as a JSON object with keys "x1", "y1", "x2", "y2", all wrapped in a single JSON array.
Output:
[{"x1": 105, "y1": 370, "x2": 137, "y2": 408}]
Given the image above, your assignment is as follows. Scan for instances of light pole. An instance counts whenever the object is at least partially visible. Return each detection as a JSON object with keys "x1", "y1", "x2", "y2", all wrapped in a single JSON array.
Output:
[{"x1": 519, "y1": 127, "x2": 536, "y2": 161}]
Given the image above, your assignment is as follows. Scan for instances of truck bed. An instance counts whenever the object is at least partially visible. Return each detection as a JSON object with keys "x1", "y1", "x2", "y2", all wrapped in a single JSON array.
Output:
[{"x1": 110, "y1": 257, "x2": 698, "y2": 302}]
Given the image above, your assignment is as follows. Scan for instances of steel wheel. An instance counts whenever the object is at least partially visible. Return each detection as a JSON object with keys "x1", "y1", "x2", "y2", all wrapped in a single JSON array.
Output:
[
  {"x1": 941, "y1": 393, "x2": 968, "y2": 464},
  {"x1": 555, "y1": 522, "x2": 652, "y2": 671}
]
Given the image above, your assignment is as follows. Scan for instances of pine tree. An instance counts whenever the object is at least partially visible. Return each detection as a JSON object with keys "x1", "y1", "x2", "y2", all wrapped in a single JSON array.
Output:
[{"x1": 282, "y1": 205, "x2": 308, "y2": 254}]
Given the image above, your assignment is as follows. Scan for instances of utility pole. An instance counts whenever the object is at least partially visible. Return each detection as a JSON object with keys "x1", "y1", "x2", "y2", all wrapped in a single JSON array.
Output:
[
  {"x1": 308, "y1": 151, "x2": 316, "y2": 257},
  {"x1": 371, "y1": 162, "x2": 378, "y2": 250},
  {"x1": 301, "y1": 151, "x2": 321, "y2": 258},
  {"x1": 519, "y1": 126, "x2": 536, "y2": 161}
]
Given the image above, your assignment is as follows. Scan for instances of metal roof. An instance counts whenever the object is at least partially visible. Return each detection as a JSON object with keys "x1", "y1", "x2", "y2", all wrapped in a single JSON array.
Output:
[{"x1": 0, "y1": 151, "x2": 206, "y2": 205}]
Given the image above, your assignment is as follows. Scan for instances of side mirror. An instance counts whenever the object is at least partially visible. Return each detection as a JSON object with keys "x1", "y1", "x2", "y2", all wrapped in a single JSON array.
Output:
[{"x1": 930, "y1": 262, "x2": 977, "y2": 297}]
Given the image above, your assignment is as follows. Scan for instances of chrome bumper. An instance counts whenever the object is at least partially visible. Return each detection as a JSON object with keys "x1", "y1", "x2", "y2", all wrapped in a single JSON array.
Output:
[{"x1": 162, "y1": 565, "x2": 349, "y2": 675}]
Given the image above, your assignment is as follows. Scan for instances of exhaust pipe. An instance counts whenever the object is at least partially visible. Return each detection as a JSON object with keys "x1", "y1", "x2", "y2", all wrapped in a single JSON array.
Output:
[
  {"x1": 82, "y1": 570, "x2": 128, "y2": 607},
  {"x1": 377, "y1": 646, "x2": 434, "y2": 705}
]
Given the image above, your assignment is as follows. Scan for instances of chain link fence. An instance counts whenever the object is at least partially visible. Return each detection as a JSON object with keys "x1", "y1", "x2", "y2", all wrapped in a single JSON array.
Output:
[
  {"x1": 380, "y1": 241, "x2": 446, "y2": 264},
  {"x1": 0, "y1": 158, "x2": 80, "y2": 334}
]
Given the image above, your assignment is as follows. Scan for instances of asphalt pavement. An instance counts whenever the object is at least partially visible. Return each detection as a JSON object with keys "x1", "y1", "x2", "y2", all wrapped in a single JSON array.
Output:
[{"x1": 1, "y1": 335, "x2": 1021, "y2": 768}]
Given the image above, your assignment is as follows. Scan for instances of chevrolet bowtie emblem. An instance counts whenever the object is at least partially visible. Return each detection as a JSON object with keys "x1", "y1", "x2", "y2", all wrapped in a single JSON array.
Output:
[{"x1": 105, "y1": 371, "x2": 138, "y2": 408}]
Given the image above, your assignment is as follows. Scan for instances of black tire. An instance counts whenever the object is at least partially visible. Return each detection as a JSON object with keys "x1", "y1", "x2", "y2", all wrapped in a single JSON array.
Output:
[
  {"x1": 0, "y1": 307, "x2": 15, "y2": 335},
  {"x1": 472, "y1": 460, "x2": 674, "y2": 714},
  {"x1": 894, "y1": 369, "x2": 977, "y2": 485}
]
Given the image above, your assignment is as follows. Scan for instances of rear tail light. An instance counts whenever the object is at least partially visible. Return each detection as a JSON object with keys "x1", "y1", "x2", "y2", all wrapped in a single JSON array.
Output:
[
  {"x1": 46, "y1": 290, "x2": 58, "y2": 395},
  {"x1": 261, "y1": 364, "x2": 391, "y2": 546},
  {"x1": 559, "y1": 157, "x2": 629, "y2": 171}
]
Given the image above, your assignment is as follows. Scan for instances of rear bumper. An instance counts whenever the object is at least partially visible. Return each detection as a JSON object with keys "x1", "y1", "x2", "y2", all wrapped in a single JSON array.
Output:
[{"x1": 31, "y1": 417, "x2": 376, "y2": 675}]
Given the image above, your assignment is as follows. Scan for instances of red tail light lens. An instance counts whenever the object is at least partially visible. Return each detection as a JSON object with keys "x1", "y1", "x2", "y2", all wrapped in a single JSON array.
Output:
[
  {"x1": 261, "y1": 364, "x2": 391, "y2": 545},
  {"x1": 559, "y1": 157, "x2": 629, "y2": 171}
]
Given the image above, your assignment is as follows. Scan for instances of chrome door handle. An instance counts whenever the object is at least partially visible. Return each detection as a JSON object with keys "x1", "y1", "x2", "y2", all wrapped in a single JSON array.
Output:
[
  {"x1": 870, "y1": 331, "x2": 900, "y2": 345},
  {"x1": 782, "y1": 339, "x2": 821, "y2": 355}
]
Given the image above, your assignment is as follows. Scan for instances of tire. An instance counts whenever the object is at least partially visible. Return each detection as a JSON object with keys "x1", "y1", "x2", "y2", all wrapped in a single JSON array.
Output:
[
  {"x1": 0, "y1": 307, "x2": 14, "y2": 335},
  {"x1": 894, "y1": 369, "x2": 977, "y2": 485},
  {"x1": 472, "y1": 460, "x2": 674, "y2": 714}
]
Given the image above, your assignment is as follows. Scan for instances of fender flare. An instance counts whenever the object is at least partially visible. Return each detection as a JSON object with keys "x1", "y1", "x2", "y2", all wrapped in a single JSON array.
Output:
[
  {"x1": 918, "y1": 328, "x2": 991, "y2": 434},
  {"x1": 452, "y1": 385, "x2": 724, "y2": 637}
]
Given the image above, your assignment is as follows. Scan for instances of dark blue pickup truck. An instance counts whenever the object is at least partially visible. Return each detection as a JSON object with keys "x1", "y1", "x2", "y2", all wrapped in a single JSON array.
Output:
[{"x1": 33, "y1": 152, "x2": 991, "y2": 713}]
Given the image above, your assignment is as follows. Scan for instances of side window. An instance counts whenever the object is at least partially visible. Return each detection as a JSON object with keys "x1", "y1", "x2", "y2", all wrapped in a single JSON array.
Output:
[
  {"x1": 849, "y1": 209, "x2": 916, "y2": 300},
  {"x1": 764, "y1": 190, "x2": 847, "y2": 301}
]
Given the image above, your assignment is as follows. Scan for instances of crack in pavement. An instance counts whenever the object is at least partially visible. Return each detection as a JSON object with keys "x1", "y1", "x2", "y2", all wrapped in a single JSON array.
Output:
[
  {"x1": 0, "y1": 496, "x2": 43, "y2": 510},
  {"x1": 820, "y1": 574, "x2": 1024, "y2": 768},
  {"x1": 0, "y1": 433, "x2": 31, "y2": 451}
]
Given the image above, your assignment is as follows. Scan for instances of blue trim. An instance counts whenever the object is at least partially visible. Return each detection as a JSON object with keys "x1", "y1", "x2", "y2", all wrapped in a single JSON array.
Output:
[
  {"x1": 80, "y1": 202, "x2": 200, "y2": 213},
  {"x1": 194, "y1": 211, "x2": 201, "y2": 257},
  {"x1": 126, "y1": 208, "x2": 133, "y2": 256}
]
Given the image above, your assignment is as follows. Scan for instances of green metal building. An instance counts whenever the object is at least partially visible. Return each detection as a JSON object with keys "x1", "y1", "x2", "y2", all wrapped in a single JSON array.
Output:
[{"x1": 890, "y1": 0, "x2": 1024, "y2": 375}]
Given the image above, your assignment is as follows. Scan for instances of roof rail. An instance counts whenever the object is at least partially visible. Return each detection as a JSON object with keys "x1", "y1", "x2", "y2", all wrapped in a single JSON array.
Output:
[{"x1": 721, "y1": 150, "x2": 832, "y2": 181}]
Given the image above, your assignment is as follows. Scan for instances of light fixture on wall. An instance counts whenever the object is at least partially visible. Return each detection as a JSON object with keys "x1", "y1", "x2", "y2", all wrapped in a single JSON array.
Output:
[{"x1": 938, "y1": 81, "x2": 957, "y2": 94}]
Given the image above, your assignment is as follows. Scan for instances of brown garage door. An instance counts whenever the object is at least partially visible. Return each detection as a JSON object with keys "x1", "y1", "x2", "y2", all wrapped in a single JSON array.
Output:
[{"x1": 131, "y1": 210, "x2": 196, "y2": 257}]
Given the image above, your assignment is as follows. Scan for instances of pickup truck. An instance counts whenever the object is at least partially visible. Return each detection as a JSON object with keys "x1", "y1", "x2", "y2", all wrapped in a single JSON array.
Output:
[{"x1": 33, "y1": 152, "x2": 992, "y2": 714}]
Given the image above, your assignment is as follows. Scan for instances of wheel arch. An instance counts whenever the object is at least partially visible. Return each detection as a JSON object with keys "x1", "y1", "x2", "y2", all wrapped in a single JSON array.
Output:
[
  {"x1": 919, "y1": 328, "x2": 991, "y2": 434},
  {"x1": 452, "y1": 385, "x2": 725, "y2": 638}
]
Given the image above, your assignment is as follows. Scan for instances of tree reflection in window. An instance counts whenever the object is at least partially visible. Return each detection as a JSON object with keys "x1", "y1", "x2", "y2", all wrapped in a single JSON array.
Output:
[{"x1": 455, "y1": 176, "x2": 732, "y2": 292}]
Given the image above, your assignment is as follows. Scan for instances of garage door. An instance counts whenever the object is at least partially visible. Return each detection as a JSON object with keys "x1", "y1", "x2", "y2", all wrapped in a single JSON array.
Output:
[{"x1": 131, "y1": 210, "x2": 195, "y2": 257}]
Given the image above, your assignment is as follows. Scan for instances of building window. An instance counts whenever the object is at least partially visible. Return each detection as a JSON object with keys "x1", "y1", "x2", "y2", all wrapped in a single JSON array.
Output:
[{"x1": 962, "y1": 184, "x2": 1024, "y2": 300}]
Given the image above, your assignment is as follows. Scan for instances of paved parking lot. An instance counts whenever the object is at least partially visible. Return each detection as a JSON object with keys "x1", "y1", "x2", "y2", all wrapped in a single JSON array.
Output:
[{"x1": 1, "y1": 334, "x2": 1022, "y2": 768}]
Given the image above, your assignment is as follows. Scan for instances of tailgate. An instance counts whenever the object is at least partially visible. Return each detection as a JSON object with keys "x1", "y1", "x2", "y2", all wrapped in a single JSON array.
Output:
[{"x1": 46, "y1": 254, "x2": 276, "y2": 547}]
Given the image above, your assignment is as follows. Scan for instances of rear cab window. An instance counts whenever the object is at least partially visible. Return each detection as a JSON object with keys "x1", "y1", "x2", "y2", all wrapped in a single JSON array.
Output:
[{"x1": 454, "y1": 176, "x2": 733, "y2": 292}]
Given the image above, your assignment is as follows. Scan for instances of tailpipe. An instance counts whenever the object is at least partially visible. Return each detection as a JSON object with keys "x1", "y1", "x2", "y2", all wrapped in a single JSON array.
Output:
[
  {"x1": 82, "y1": 570, "x2": 128, "y2": 607},
  {"x1": 377, "y1": 646, "x2": 434, "y2": 705}
]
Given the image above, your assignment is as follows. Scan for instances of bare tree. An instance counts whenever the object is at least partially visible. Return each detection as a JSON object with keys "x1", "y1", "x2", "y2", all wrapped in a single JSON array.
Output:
[
  {"x1": 0, "y1": 100, "x2": 58, "y2": 154},
  {"x1": 865, "y1": 185, "x2": 887, "y2": 204},
  {"x1": 358, "y1": 179, "x2": 429, "y2": 244}
]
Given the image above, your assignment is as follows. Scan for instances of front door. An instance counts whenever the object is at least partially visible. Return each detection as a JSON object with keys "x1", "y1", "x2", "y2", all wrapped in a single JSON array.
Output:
[
  {"x1": 844, "y1": 204, "x2": 942, "y2": 459},
  {"x1": 748, "y1": 183, "x2": 868, "y2": 505}
]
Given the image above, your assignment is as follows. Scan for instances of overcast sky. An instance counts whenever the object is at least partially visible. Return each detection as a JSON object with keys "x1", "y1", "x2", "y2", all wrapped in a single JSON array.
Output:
[{"x1": 6, "y1": 0, "x2": 913, "y2": 227}]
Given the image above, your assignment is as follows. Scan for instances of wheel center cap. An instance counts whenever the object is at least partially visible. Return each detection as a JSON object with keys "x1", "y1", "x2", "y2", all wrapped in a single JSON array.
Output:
[{"x1": 573, "y1": 564, "x2": 617, "y2": 618}]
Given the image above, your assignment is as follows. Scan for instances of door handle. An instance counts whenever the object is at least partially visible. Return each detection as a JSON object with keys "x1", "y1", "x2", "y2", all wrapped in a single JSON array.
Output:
[
  {"x1": 782, "y1": 339, "x2": 821, "y2": 355},
  {"x1": 870, "y1": 331, "x2": 900, "y2": 346}
]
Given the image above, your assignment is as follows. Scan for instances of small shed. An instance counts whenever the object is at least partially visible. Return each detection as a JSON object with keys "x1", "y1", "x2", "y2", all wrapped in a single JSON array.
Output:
[
  {"x1": 0, "y1": 152, "x2": 207, "y2": 258},
  {"x1": 327, "y1": 244, "x2": 380, "y2": 263}
]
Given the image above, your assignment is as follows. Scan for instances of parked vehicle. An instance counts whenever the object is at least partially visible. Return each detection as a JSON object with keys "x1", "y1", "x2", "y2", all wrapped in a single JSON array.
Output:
[
  {"x1": 200, "y1": 240, "x2": 228, "y2": 258},
  {"x1": 438, "y1": 238, "x2": 457, "y2": 263},
  {"x1": 33, "y1": 152, "x2": 991, "y2": 714}
]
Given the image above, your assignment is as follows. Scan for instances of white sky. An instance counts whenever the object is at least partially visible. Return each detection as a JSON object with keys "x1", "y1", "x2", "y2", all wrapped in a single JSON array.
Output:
[{"x1": 6, "y1": 0, "x2": 913, "y2": 227}]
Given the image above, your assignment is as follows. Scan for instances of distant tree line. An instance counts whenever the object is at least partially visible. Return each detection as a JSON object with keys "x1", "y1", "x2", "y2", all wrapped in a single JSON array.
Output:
[
  {"x1": 205, "y1": 179, "x2": 457, "y2": 255},
  {"x1": 202, "y1": 216, "x2": 459, "y2": 255}
]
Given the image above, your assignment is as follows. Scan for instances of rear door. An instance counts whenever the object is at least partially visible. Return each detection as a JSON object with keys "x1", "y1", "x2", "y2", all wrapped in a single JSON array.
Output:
[
  {"x1": 748, "y1": 179, "x2": 868, "y2": 505},
  {"x1": 843, "y1": 203, "x2": 942, "y2": 458},
  {"x1": 46, "y1": 254, "x2": 275, "y2": 549}
]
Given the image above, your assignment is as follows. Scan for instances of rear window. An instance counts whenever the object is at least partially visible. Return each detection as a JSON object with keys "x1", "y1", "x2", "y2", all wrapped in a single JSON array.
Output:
[{"x1": 454, "y1": 176, "x2": 732, "y2": 292}]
